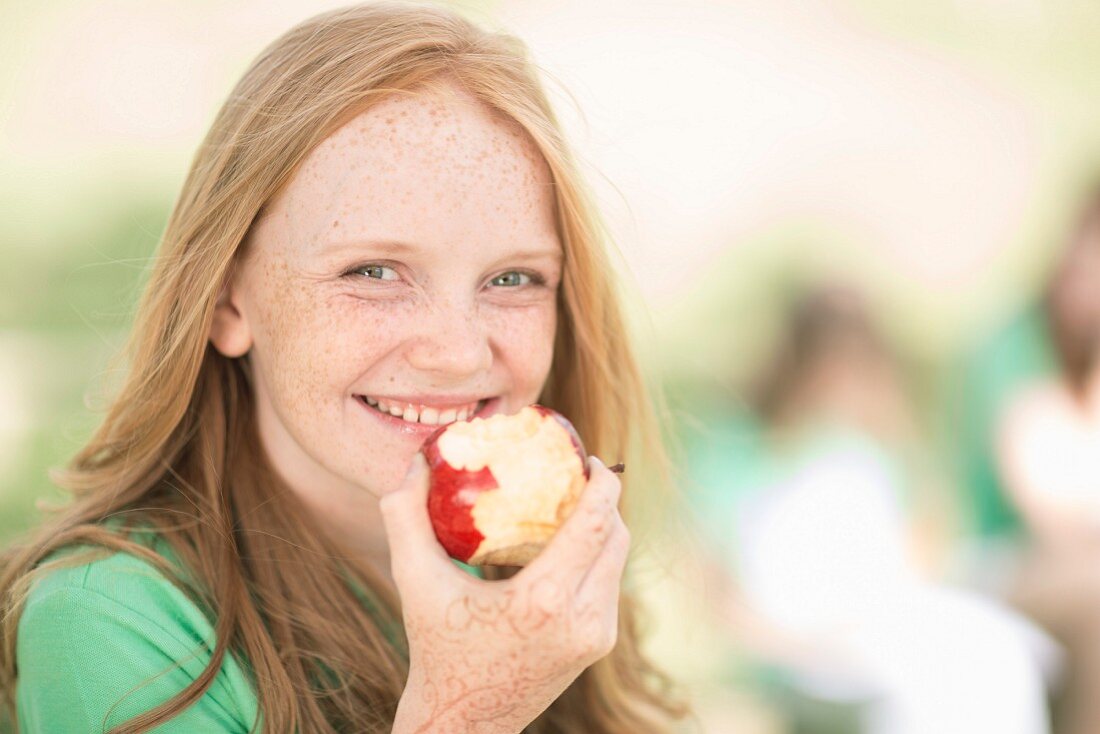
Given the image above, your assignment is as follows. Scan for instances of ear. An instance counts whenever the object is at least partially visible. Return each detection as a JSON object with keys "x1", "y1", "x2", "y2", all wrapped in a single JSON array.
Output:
[{"x1": 209, "y1": 276, "x2": 253, "y2": 358}]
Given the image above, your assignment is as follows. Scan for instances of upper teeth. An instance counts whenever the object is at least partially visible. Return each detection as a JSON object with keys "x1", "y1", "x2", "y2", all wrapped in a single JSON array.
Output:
[{"x1": 363, "y1": 396, "x2": 483, "y2": 426}]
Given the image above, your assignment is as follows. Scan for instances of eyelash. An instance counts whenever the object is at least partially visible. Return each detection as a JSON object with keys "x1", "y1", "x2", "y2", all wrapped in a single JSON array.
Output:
[{"x1": 342, "y1": 264, "x2": 548, "y2": 288}]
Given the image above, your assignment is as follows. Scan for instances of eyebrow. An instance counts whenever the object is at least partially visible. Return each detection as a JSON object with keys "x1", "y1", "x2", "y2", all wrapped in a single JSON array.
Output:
[
  {"x1": 321, "y1": 239, "x2": 418, "y2": 256},
  {"x1": 321, "y1": 238, "x2": 563, "y2": 263}
]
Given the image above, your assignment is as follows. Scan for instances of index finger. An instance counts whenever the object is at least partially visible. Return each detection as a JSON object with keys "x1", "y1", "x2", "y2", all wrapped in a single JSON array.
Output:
[
  {"x1": 519, "y1": 456, "x2": 622, "y2": 585},
  {"x1": 379, "y1": 453, "x2": 459, "y2": 589}
]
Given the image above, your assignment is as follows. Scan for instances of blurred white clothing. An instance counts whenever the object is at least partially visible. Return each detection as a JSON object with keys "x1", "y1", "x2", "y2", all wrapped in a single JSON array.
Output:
[{"x1": 733, "y1": 433, "x2": 1054, "y2": 734}]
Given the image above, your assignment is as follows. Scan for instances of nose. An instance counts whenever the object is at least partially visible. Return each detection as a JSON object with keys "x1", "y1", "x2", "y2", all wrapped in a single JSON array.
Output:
[{"x1": 404, "y1": 298, "x2": 493, "y2": 379}]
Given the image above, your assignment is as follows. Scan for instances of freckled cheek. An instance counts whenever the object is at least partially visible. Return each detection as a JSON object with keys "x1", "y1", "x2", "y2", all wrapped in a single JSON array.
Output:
[
  {"x1": 489, "y1": 305, "x2": 557, "y2": 396},
  {"x1": 255, "y1": 297, "x2": 394, "y2": 412}
]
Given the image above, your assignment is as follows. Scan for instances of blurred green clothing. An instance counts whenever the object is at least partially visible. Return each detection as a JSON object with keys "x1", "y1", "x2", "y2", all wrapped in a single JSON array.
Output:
[
  {"x1": 680, "y1": 407, "x2": 763, "y2": 557},
  {"x1": 685, "y1": 301, "x2": 1058, "y2": 545},
  {"x1": 15, "y1": 525, "x2": 430, "y2": 733},
  {"x1": 682, "y1": 408, "x2": 911, "y2": 560},
  {"x1": 953, "y1": 303, "x2": 1057, "y2": 539},
  {"x1": 16, "y1": 536, "x2": 260, "y2": 733}
]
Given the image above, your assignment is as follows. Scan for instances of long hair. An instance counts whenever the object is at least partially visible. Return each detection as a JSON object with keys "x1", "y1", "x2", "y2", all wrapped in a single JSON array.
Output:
[{"x1": 0, "y1": 3, "x2": 689, "y2": 732}]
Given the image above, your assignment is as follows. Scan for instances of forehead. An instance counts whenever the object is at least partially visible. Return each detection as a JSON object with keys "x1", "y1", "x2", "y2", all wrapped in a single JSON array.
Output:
[{"x1": 268, "y1": 82, "x2": 559, "y2": 260}]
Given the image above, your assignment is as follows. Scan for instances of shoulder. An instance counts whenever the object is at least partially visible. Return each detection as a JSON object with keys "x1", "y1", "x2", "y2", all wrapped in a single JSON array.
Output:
[
  {"x1": 16, "y1": 537, "x2": 258, "y2": 733},
  {"x1": 21, "y1": 542, "x2": 211, "y2": 660},
  {"x1": 27, "y1": 537, "x2": 192, "y2": 614}
]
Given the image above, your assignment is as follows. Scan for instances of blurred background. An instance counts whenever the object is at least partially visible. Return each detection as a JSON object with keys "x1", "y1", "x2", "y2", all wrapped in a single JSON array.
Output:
[{"x1": 5, "y1": 1, "x2": 1100, "y2": 732}]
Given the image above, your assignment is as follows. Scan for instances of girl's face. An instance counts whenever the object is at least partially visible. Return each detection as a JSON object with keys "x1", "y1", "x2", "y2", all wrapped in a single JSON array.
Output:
[{"x1": 211, "y1": 82, "x2": 562, "y2": 501}]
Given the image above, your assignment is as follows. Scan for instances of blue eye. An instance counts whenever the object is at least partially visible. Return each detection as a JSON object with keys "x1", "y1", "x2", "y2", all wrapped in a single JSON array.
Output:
[
  {"x1": 490, "y1": 271, "x2": 534, "y2": 287},
  {"x1": 350, "y1": 264, "x2": 399, "y2": 281}
]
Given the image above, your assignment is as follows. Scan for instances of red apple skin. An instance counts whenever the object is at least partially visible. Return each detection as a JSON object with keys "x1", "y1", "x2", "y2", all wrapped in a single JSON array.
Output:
[
  {"x1": 420, "y1": 404, "x2": 588, "y2": 565},
  {"x1": 422, "y1": 441, "x2": 495, "y2": 563}
]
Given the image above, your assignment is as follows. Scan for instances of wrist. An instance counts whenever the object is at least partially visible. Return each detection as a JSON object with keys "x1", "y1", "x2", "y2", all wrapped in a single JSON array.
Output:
[
  {"x1": 392, "y1": 680, "x2": 521, "y2": 734},
  {"x1": 392, "y1": 704, "x2": 514, "y2": 734}
]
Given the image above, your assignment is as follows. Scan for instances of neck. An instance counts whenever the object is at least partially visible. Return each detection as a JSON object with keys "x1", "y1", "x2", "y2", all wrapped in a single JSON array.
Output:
[
  {"x1": 251, "y1": 397, "x2": 395, "y2": 584},
  {"x1": 297, "y1": 483, "x2": 394, "y2": 584}
]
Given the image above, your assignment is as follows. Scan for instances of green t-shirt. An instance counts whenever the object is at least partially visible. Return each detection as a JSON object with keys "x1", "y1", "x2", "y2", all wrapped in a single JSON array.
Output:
[
  {"x1": 16, "y1": 541, "x2": 261, "y2": 733},
  {"x1": 14, "y1": 526, "x2": 484, "y2": 732}
]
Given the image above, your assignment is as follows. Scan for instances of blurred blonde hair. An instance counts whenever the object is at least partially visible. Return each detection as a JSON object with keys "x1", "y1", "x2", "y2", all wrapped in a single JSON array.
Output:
[{"x1": 0, "y1": 3, "x2": 689, "y2": 732}]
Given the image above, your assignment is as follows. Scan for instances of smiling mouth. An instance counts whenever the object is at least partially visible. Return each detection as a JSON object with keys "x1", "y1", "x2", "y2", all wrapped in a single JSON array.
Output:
[{"x1": 355, "y1": 395, "x2": 491, "y2": 427}]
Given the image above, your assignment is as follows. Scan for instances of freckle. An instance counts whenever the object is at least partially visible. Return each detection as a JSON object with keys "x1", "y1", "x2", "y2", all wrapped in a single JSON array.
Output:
[{"x1": 332, "y1": 219, "x2": 340, "y2": 228}]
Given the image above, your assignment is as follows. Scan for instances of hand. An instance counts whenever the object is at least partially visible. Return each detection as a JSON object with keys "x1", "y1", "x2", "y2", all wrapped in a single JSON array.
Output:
[{"x1": 382, "y1": 453, "x2": 630, "y2": 734}]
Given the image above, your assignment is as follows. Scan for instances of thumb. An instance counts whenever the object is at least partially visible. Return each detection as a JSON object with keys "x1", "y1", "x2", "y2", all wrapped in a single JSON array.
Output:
[{"x1": 379, "y1": 453, "x2": 450, "y2": 574}]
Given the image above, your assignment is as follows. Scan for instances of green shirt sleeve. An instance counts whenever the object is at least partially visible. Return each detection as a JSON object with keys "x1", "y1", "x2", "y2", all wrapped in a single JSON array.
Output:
[{"x1": 16, "y1": 547, "x2": 259, "y2": 733}]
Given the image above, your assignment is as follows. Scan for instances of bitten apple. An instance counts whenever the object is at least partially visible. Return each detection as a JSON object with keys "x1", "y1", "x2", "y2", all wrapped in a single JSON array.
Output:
[{"x1": 421, "y1": 404, "x2": 589, "y2": 566}]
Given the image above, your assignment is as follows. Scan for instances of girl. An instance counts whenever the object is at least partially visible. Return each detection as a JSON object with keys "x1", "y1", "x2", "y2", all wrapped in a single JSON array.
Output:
[{"x1": 0, "y1": 3, "x2": 688, "y2": 732}]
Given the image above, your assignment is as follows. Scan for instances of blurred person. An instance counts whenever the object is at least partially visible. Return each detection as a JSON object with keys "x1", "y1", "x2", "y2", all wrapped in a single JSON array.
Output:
[
  {"x1": 993, "y1": 188, "x2": 1100, "y2": 734},
  {"x1": 687, "y1": 286, "x2": 1053, "y2": 734},
  {"x1": 0, "y1": 4, "x2": 691, "y2": 733}
]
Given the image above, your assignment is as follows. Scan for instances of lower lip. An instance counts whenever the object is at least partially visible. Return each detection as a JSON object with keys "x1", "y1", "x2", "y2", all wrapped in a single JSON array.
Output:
[{"x1": 354, "y1": 395, "x2": 501, "y2": 437}]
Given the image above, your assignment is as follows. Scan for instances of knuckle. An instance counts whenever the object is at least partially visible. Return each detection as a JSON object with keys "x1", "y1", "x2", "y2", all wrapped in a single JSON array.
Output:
[
  {"x1": 527, "y1": 574, "x2": 569, "y2": 615},
  {"x1": 571, "y1": 604, "x2": 617, "y2": 660},
  {"x1": 600, "y1": 621, "x2": 619, "y2": 655},
  {"x1": 570, "y1": 499, "x2": 612, "y2": 542},
  {"x1": 592, "y1": 513, "x2": 629, "y2": 557},
  {"x1": 577, "y1": 623, "x2": 617, "y2": 661},
  {"x1": 583, "y1": 504, "x2": 613, "y2": 536}
]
